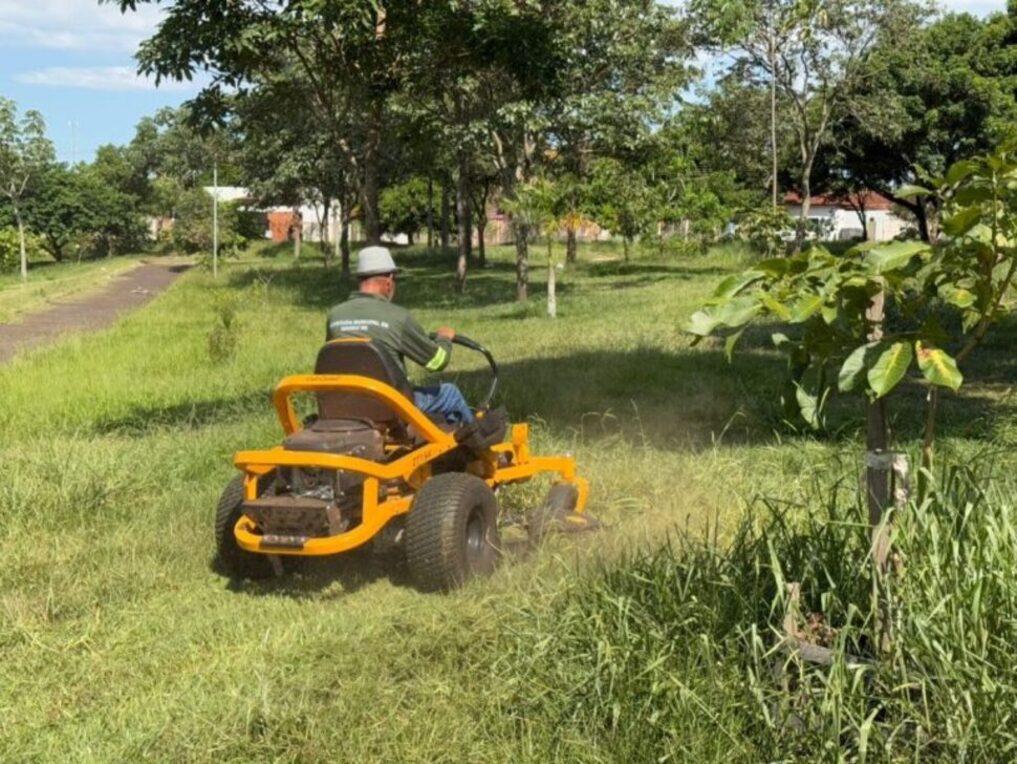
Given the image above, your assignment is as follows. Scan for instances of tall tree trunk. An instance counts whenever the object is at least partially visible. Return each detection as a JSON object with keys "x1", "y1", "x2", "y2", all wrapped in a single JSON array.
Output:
[
  {"x1": 476, "y1": 217, "x2": 486, "y2": 268},
  {"x1": 440, "y1": 180, "x2": 451, "y2": 250},
  {"x1": 455, "y1": 154, "x2": 469, "y2": 293},
  {"x1": 794, "y1": 164, "x2": 813, "y2": 255},
  {"x1": 566, "y1": 227, "x2": 577, "y2": 264},
  {"x1": 340, "y1": 199, "x2": 351, "y2": 277},
  {"x1": 465, "y1": 196, "x2": 473, "y2": 263},
  {"x1": 427, "y1": 175, "x2": 434, "y2": 249},
  {"x1": 362, "y1": 99, "x2": 383, "y2": 245},
  {"x1": 876, "y1": 189, "x2": 931, "y2": 243},
  {"x1": 15, "y1": 208, "x2": 27, "y2": 281},
  {"x1": 292, "y1": 210, "x2": 302, "y2": 259},
  {"x1": 546, "y1": 237, "x2": 556, "y2": 318},
  {"x1": 514, "y1": 221, "x2": 529, "y2": 302},
  {"x1": 321, "y1": 198, "x2": 331, "y2": 249},
  {"x1": 623, "y1": 237, "x2": 630, "y2": 262},
  {"x1": 333, "y1": 203, "x2": 341, "y2": 268},
  {"x1": 769, "y1": 31, "x2": 779, "y2": 210}
]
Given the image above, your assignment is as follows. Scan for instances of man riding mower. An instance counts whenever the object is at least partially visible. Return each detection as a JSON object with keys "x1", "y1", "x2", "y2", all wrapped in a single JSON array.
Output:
[{"x1": 213, "y1": 249, "x2": 594, "y2": 591}]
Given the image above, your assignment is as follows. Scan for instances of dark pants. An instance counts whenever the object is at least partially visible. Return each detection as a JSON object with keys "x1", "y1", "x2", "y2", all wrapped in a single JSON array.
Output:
[{"x1": 413, "y1": 383, "x2": 475, "y2": 425}]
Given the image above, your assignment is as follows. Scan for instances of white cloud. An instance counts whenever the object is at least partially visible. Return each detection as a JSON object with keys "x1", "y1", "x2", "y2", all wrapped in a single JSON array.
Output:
[
  {"x1": 0, "y1": 1, "x2": 163, "y2": 52},
  {"x1": 942, "y1": 0, "x2": 1007, "y2": 15},
  {"x1": 13, "y1": 66, "x2": 198, "y2": 92}
]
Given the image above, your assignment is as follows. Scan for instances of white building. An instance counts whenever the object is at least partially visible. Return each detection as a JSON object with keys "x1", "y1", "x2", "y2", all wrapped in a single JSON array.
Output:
[{"x1": 784, "y1": 192, "x2": 912, "y2": 242}]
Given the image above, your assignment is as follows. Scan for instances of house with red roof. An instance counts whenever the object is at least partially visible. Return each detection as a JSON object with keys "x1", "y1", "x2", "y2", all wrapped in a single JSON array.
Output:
[{"x1": 784, "y1": 191, "x2": 912, "y2": 242}]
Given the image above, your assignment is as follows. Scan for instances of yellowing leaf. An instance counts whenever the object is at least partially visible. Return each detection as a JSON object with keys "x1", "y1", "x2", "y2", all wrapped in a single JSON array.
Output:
[{"x1": 915, "y1": 341, "x2": 963, "y2": 391}]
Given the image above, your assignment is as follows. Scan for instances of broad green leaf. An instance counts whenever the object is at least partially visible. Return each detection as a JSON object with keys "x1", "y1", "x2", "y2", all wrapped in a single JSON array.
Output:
[
  {"x1": 838, "y1": 343, "x2": 874, "y2": 392},
  {"x1": 953, "y1": 185, "x2": 992, "y2": 206},
  {"x1": 755, "y1": 258, "x2": 789, "y2": 278},
  {"x1": 939, "y1": 285, "x2": 975, "y2": 309},
  {"x1": 724, "y1": 328, "x2": 745, "y2": 362},
  {"x1": 790, "y1": 294, "x2": 824, "y2": 322},
  {"x1": 942, "y1": 206, "x2": 982, "y2": 238},
  {"x1": 713, "y1": 296, "x2": 761, "y2": 328},
  {"x1": 759, "y1": 293, "x2": 791, "y2": 320},
  {"x1": 713, "y1": 270, "x2": 764, "y2": 299},
  {"x1": 865, "y1": 240, "x2": 930, "y2": 274},
  {"x1": 684, "y1": 309, "x2": 720, "y2": 336},
  {"x1": 896, "y1": 184, "x2": 932, "y2": 199},
  {"x1": 867, "y1": 341, "x2": 914, "y2": 398},
  {"x1": 946, "y1": 160, "x2": 978, "y2": 186},
  {"x1": 795, "y1": 364, "x2": 825, "y2": 429},
  {"x1": 916, "y1": 342, "x2": 963, "y2": 391},
  {"x1": 821, "y1": 301, "x2": 838, "y2": 325}
]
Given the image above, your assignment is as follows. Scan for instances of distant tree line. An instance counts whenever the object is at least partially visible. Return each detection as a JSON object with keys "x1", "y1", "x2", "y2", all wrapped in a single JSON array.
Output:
[{"x1": 2, "y1": 1, "x2": 1013, "y2": 289}]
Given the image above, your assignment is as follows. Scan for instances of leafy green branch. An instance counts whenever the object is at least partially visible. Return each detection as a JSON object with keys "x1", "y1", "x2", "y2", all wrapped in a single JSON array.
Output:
[{"x1": 685, "y1": 143, "x2": 1017, "y2": 481}]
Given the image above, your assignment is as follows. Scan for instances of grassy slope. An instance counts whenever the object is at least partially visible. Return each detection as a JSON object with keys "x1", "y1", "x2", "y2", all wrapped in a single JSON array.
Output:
[
  {"x1": 1, "y1": 243, "x2": 1014, "y2": 761},
  {"x1": 0, "y1": 255, "x2": 147, "y2": 324}
]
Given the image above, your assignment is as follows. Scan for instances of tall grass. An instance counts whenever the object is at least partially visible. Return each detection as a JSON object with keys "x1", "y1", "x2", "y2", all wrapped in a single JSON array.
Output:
[{"x1": 500, "y1": 464, "x2": 1017, "y2": 762}]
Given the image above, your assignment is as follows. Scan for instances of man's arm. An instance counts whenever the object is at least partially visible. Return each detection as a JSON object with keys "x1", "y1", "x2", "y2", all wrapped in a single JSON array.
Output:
[{"x1": 401, "y1": 315, "x2": 453, "y2": 371}]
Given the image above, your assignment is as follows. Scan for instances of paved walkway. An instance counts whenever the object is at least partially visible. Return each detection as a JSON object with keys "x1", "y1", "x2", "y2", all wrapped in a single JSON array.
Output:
[{"x1": 0, "y1": 262, "x2": 190, "y2": 365}]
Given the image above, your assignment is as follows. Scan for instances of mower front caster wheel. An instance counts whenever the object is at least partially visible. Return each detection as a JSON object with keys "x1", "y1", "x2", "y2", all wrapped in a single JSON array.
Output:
[{"x1": 405, "y1": 473, "x2": 501, "y2": 592}]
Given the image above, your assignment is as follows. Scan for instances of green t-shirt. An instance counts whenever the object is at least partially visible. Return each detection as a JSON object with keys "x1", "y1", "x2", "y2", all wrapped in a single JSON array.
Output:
[{"x1": 325, "y1": 292, "x2": 452, "y2": 372}]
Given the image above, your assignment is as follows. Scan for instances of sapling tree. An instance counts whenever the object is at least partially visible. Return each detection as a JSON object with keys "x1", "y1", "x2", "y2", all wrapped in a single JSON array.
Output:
[
  {"x1": 504, "y1": 176, "x2": 563, "y2": 318},
  {"x1": 0, "y1": 99, "x2": 53, "y2": 280},
  {"x1": 687, "y1": 144, "x2": 1017, "y2": 655},
  {"x1": 686, "y1": 145, "x2": 1017, "y2": 505}
]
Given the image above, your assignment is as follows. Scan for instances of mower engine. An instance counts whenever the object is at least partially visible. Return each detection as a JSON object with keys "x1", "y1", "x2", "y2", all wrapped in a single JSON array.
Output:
[{"x1": 243, "y1": 419, "x2": 385, "y2": 543}]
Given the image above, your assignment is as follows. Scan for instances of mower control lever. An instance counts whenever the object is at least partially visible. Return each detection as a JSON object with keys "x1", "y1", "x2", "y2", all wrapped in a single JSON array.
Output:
[{"x1": 429, "y1": 332, "x2": 499, "y2": 410}]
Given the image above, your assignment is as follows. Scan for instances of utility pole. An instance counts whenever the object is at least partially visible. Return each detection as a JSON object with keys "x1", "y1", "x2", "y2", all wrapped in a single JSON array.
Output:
[{"x1": 212, "y1": 160, "x2": 219, "y2": 278}]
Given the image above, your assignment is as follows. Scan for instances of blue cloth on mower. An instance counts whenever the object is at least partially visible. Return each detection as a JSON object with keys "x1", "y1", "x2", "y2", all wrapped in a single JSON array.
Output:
[{"x1": 413, "y1": 383, "x2": 475, "y2": 425}]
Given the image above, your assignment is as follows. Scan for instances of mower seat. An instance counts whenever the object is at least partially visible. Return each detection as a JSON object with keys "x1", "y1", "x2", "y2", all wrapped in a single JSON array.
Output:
[{"x1": 312, "y1": 338, "x2": 414, "y2": 439}]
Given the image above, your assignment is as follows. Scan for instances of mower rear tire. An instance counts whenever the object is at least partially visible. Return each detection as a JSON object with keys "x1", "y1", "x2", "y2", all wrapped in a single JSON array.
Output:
[
  {"x1": 405, "y1": 473, "x2": 501, "y2": 592},
  {"x1": 214, "y1": 474, "x2": 278, "y2": 580}
]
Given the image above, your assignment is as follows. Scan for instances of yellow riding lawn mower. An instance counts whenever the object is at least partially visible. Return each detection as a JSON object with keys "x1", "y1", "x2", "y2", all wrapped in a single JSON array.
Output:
[{"x1": 214, "y1": 335, "x2": 593, "y2": 591}]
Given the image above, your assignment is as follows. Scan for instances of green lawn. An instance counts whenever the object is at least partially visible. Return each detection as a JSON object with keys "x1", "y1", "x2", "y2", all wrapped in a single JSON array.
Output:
[{"x1": 2, "y1": 242, "x2": 1015, "y2": 761}]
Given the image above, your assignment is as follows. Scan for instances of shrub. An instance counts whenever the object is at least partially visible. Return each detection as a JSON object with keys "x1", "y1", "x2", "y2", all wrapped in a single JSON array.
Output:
[
  {"x1": 0, "y1": 226, "x2": 44, "y2": 272},
  {"x1": 206, "y1": 290, "x2": 242, "y2": 363},
  {"x1": 735, "y1": 205, "x2": 794, "y2": 256}
]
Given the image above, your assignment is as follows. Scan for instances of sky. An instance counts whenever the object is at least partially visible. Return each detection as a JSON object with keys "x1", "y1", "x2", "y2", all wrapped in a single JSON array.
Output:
[{"x1": 0, "y1": 0, "x2": 1009, "y2": 165}]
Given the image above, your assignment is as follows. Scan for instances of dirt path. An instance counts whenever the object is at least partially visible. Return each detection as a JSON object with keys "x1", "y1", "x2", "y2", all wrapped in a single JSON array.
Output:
[{"x1": 0, "y1": 261, "x2": 190, "y2": 365}]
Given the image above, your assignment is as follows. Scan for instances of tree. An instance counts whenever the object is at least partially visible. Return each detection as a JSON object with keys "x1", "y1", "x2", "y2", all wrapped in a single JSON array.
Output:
[
  {"x1": 588, "y1": 158, "x2": 653, "y2": 260},
  {"x1": 689, "y1": 0, "x2": 928, "y2": 249},
  {"x1": 822, "y1": 8, "x2": 1017, "y2": 242},
  {"x1": 0, "y1": 98, "x2": 53, "y2": 280},
  {"x1": 503, "y1": 176, "x2": 563, "y2": 318},
  {"x1": 23, "y1": 163, "x2": 81, "y2": 261},
  {"x1": 113, "y1": 0, "x2": 417, "y2": 245},
  {"x1": 548, "y1": 0, "x2": 690, "y2": 261},
  {"x1": 379, "y1": 176, "x2": 432, "y2": 244}
]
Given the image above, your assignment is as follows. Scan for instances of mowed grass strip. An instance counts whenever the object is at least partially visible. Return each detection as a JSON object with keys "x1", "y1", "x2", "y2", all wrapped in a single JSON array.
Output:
[{"x1": 2, "y1": 243, "x2": 1014, "y2": 761}]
